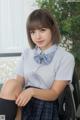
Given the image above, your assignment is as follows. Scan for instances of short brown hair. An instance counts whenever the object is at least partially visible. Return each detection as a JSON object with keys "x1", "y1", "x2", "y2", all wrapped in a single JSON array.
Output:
[{"x1": 26, "y1": 9, "x2": 61, "y2": 48}]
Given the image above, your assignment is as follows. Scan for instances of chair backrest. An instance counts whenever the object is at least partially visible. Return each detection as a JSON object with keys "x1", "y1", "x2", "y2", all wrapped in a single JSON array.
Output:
[
  {"x1": 72, "y1": 69, "x2": 80, "y2": 109},
  {"x1": 58, "y1": 69, "x2": 80, "y2": 120}
]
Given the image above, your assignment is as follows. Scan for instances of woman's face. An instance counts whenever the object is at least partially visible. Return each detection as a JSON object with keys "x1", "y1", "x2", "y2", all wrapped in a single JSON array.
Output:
[{"x1": 30, "y1": 28, "x2": 53, "y2": 50}]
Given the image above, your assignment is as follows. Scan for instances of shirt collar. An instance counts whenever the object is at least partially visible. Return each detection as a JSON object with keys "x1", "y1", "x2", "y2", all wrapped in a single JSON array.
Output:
[{"x1": 34, "y1": 44, "x2": 58, "y2": 55}]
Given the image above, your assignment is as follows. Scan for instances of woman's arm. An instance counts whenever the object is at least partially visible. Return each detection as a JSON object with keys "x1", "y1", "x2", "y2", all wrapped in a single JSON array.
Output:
[
  {"x1": 32, "y1": 80, "x2": 68, "y2": 101},
  {"x1": 16, "y1": 75, "x2": 25, "y2": 88},
  {"x1": 16, "y1": 80, "x2": 68, "y2": 106}
]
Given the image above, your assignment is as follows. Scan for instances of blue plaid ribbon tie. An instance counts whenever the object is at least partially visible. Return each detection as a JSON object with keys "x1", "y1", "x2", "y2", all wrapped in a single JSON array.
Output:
[{"x1": 34, "y1": 50, "x2": 57, "y2": 65}]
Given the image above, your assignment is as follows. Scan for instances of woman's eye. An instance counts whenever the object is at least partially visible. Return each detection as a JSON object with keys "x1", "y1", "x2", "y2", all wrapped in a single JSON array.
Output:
[
  {"x1": 30, "y1": 31, "x2": 35, "y2": 34},
  {"x1": 40, "y1": 28, "x2": 46, "y2": 31}
]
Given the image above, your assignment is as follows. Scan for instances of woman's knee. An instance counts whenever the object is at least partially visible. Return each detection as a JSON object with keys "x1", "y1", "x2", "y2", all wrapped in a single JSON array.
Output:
[{"x1": 0, "y1": 79, "x2": 22, "y2": 100}]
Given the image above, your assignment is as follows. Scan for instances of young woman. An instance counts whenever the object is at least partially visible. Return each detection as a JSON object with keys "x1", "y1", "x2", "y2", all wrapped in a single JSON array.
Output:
[{"x1": 0, "y1": 9, "x2": 75, "y2": 120}]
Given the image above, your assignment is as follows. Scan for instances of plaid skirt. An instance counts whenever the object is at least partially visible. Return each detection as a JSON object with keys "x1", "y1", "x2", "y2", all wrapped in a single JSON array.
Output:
[{"x1": 21, "y1": 97, "x2": 59, "y2": 120}]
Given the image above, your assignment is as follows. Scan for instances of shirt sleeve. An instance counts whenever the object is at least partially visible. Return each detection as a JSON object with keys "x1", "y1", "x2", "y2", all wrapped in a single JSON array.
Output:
[
  {"x1": 16, "y1": 51, "x2": 24, "y2": 77},
  {"x1": 55, "y1": 52, "x2": 75, "y2": 82}
]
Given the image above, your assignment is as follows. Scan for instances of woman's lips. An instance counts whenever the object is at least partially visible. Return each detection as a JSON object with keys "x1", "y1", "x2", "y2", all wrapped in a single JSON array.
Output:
[{"x1": 36, "y1": 40, "x2": 44, "y2": 44}]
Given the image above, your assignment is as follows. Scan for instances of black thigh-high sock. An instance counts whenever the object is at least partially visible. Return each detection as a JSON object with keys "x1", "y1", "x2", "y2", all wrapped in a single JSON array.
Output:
[{"x1": 0, "y1": 98, "x2": 17, "y2": 120}]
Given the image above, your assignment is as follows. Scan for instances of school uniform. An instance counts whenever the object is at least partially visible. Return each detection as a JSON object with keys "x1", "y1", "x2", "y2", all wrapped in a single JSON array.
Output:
[{"x1": 16, "y1": 44, "x2": 75, "y2": 120}]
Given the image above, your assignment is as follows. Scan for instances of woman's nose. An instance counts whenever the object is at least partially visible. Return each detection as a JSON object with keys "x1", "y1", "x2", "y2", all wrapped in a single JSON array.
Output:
[{"x1": 36, "y1": 31, "x2": 41, "y2": 39}]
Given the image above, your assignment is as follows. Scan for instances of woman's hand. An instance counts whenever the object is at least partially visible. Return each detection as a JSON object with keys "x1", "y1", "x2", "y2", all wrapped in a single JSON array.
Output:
[{"x1": 16, "y1": 88, "x2": 33, "y2": 107}]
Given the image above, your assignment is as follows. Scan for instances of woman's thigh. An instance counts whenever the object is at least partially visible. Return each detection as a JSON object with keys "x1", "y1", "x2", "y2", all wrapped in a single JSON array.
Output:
[{"x1": 0, "y1": 79, "x2": 22, "y2": 100}]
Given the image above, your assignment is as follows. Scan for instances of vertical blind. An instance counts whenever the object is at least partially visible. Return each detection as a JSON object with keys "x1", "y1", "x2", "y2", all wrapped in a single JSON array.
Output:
[{"x1": 0, "y1": 0, "x2": 37, "y2": 53}]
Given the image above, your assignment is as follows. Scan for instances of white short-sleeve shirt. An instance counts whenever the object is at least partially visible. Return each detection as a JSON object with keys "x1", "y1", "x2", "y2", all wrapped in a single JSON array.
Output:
[{"x1": 16, "y1": 45, "x2": 75, "y2": 89}]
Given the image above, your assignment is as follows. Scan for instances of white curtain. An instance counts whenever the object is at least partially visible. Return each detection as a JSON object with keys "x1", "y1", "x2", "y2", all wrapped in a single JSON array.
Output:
[{"x1": 0, "y1": 0, "x2": 37, "y2": 53}]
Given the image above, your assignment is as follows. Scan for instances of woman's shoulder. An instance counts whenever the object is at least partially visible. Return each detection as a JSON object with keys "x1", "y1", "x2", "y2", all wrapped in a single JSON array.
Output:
[{"x1": 57, "y1": 46, "x2": 75, "y2": 62}]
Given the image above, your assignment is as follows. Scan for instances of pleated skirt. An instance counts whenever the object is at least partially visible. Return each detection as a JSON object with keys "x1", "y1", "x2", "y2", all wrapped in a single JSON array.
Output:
[{"x1": 21, "y1": 97, "x2": 59, "y2": 120}]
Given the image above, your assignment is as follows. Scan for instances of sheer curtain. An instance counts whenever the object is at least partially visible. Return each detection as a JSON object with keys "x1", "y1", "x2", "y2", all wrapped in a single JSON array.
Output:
[{"x1": 0, "y1": 0, "x2": 37, "y2": 53}]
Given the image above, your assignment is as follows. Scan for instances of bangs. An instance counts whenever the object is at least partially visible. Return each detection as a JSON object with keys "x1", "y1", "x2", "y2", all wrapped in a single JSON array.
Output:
[{"x1": 27, "y1": 19, "x2": 48, "y2": 31}]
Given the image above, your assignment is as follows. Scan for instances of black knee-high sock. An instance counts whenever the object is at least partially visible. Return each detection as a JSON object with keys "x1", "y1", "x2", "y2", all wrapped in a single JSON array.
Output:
[{"x1": 0, "y1": 98, "x2": 17, "y2": 120}]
